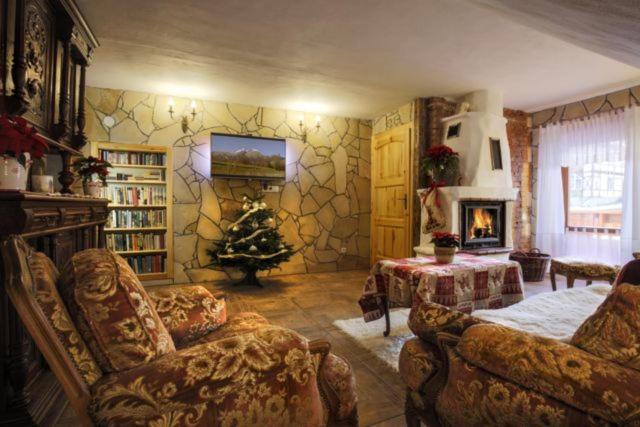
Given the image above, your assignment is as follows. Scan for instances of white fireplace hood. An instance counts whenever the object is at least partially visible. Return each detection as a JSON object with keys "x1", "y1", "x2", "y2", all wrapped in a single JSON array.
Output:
[{"x1": 442, "y1": 90, "x2": 513, "y2": 188}]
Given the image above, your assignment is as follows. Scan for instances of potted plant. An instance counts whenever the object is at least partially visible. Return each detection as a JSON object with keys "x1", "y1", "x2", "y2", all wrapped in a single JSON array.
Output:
[
  {"x1": 431, "y1": 231, "x2": 460, "y2": 264},
  {"x1": 73, "y1": 156, "x2": 112, "y2": 197},
  {"x1": 0, "y1": 114, "x2": 48, "y2": 191},
  {"x1": 423, "y1": 145, "x2": 459, "y2": 186}
]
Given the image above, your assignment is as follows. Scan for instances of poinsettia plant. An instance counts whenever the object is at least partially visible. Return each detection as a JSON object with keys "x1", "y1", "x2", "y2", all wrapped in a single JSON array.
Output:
[
  {"x1": 431, "y1": 231, "x2": 460, "y2": 248},
  {"x1": 72, "y1": 156, "x2": 112, "y2": 184},
  {"x1": 423, "y1": 145, "x2": 459, "y2": 184},
  {"x1": 0, "y1": 114, "x2": 48, "y2": 166}
]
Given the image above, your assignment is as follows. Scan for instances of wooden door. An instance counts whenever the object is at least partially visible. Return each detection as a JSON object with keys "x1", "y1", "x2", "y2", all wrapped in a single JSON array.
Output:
[{"x1": 371, "y1": 123, "x2": 413, "y2": 264}]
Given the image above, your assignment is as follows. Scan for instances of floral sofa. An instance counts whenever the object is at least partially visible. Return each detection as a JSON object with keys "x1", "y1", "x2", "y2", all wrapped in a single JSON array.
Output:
[
  {"x1": 400, "y1": 260, "x2": 640, "y2": 427},
  {"x1": 1, "y1": 236, "x2": 358, "y2": 426}
]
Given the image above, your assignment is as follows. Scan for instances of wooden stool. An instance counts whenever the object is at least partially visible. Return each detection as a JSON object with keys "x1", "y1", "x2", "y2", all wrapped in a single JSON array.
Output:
[{"x1": 549, "y1": 257, "x2": 618, "y2": 291}]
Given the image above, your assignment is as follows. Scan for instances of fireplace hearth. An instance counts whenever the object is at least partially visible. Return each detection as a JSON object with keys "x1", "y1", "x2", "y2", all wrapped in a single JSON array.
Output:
[{"x1": 460, "y1": 201, "x2": 505, "y2": 249}]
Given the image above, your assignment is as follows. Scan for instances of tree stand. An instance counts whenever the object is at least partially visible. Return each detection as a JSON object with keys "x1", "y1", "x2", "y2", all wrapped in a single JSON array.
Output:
[{"x1": 234, "y1": 269, "x2": 263, "y2": 287}]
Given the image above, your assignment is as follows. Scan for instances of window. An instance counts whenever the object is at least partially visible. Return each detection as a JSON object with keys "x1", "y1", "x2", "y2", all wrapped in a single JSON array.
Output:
[
  {"x1": 489, "y1": 138, "x2": 503, "y2": 170},
  {"x1": 567, "y1": 160, "x2": 624, "y2": 231}
]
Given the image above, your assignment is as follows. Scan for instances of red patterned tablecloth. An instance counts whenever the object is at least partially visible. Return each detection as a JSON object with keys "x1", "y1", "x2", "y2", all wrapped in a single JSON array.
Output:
[{"x1": 359, "y1": 254, "x2": 525, "y2": 322}]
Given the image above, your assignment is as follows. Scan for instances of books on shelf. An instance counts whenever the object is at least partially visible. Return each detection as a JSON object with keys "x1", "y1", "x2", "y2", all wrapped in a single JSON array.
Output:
[
  {"x1": 103, "y1": 185, "x2": 167, "y2": 206},
  {"x1": 107, "y1": 209, "x2": 166, "y2": 228},
  {"x1": 106, "y1": 232, "x2": 166, "y2": 252},
  {"x1": 101, "y1": 150, "x2": 166, "y2": 166},
  {"x1": 114, "y1": 170, "x2": 165, "y2": 181},
  {"x1": 125, "y1": 254, "x2": 166, "y2": 274}
]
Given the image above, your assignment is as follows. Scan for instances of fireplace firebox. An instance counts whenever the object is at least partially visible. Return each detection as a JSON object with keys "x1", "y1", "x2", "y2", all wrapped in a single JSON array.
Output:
[{"x1": 459, "y1": 201, "x2": 505, "y2": 249}]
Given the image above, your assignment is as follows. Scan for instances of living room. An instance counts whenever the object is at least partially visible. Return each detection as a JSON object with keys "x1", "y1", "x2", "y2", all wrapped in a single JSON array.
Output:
[{"x1": 0, "y1": 1, "x2": 639, "y2": 426}]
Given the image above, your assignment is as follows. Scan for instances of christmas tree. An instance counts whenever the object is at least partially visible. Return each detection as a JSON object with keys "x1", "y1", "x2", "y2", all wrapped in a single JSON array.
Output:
[{"x1": 208, "y1": 194, "x2": 294, "y2": 287}]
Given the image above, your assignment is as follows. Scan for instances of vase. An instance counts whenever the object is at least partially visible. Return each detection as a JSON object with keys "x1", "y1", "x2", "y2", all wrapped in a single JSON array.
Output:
[
  {"x1": 31, "y1": 175, "x2": 54, "y2": 193},
  {"x1": 434, "y1": 246, "x2": 457, "y2": 264},
  {"x1": 83, "y1": 180, "x2": 103, "y2": 198},
  {"x1": 0, "y1": 155, "x2": 30, "y2": 191}
]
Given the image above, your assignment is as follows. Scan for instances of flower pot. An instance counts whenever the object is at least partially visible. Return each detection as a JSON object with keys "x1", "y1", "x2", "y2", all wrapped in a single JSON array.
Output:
[
  {"x1": 31, "y1": 175, "x2": 54, "y2": 193},
  {"x1": 433, "y1": 167, "x2": 459, "y2": 186},
  {"x1": 434, "y1": 246, "x2": 457, "y2": 264},
  {"x1": 83, "y1": 181, "x2": 103, "y2": 198},
  {"x1": 0, "y1": 155, "x2": 30, "y2": 191}
]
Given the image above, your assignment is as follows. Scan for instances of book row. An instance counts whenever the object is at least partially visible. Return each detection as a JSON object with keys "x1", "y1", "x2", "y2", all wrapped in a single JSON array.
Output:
[
  {"x1": 124, "y1": 254, "x2": 167, "y2": 275},
  {"x1": 104, "y1": 185, "x2": 167, "y2": 206},
  {"x1": 107, "y1": 210, "x2": 166, "y2": 228},
  {"x1": 106, "y1": 233, "x2": 166, "y2": 252},
  {"x1": 114, "y1": 170, "x2": 165, "y2": 181},
  {"x1": 101, "y1": 150, "x2": 166, "y2": 166}
]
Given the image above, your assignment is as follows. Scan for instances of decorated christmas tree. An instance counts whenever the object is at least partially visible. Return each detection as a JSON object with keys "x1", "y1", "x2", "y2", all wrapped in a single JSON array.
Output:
[{"x1": 208, "y1": 194, "x2": 294, "y2": 287}]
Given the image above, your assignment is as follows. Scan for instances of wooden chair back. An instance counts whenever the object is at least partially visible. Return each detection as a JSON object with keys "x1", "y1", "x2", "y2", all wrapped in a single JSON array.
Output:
[{"x1": 1, "y1": 236, "x2": 94, "y2": 426}]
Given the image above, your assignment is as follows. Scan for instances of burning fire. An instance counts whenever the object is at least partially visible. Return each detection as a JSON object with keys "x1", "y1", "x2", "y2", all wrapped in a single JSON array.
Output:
[{"x1": 468, "y1": 208, "x2": 494, "y2": 239}]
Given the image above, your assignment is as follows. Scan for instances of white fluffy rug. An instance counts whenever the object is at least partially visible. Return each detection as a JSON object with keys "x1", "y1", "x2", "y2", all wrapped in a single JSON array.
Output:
[
  {"x1": 333, "y1": 285, "x2": 610, "y2": 371},
  {"x1": 333, "y1": 309, "x2": 412, "y2": 371}
]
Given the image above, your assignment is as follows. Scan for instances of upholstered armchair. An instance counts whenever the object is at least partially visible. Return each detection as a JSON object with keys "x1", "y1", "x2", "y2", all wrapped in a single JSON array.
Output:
[
  {"x1": 401, "y1": 285, "x2": 640, "y2": 426},
  {"x1": 1, "y1": 236, "x2": 358, "y2": 426}
]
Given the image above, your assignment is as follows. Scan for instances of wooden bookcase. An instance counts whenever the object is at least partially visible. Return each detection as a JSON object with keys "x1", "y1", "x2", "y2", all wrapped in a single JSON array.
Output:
[{"x1": 91, "y1": 142, "x2": 173, "y2": 284}]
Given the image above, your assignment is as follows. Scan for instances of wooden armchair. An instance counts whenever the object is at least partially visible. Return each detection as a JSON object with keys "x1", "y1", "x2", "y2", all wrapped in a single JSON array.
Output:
[{"x1": 1, "y1": 236, "x2": 358, "y2": 426}]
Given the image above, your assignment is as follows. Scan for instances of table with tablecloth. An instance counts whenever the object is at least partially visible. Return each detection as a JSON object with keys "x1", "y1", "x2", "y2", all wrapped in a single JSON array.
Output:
[{"x1": 358, "y1": 254, "x2": 525, "y2": 335}]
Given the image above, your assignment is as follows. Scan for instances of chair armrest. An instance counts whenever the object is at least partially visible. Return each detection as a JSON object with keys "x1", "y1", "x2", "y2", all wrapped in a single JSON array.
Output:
[
  {"x1": 90, "y1": 325, "x2": 324, "y2": 426},
  {"x1": 308, "y1": 340, "x2": 358, "y2": 425},
  {"x1": 408, "y1": 301, "x2": 483, "y2": 345},
  {"x1": 457, "y1": 324, "x2": 640, "y2": 424},
  {"x1": 148, "y1": 285, "x2": 227, "y2": 347}
]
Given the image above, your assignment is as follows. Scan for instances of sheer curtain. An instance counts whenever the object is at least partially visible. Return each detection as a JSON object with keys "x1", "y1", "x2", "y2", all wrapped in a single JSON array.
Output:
[
  {"x1": 535, "y1": 110, "x2": 626, "y2": 263},
  {"x1": 621, "y1": 105, "x2": 640, "y2": 258}
]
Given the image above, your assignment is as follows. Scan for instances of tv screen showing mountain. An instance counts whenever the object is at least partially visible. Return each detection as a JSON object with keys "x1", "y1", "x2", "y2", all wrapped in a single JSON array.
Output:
[{"x1": 211, "y1": 133, "x2": 286, "y2": 179}]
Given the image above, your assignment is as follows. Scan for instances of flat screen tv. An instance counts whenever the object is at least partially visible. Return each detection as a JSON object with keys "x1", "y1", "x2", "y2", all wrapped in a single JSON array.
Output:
[{"x1": 210, "y1": 133, "x2": 286, "y2": 179}]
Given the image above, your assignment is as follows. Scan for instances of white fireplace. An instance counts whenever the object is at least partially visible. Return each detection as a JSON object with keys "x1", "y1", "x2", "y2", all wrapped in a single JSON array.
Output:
[{"x1": 414, "y1": 90, "x2": 519, "y2": 257}]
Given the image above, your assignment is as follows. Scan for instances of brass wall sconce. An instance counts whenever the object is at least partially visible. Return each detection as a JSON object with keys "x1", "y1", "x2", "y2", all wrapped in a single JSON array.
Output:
[
  {"x1": 298, "y1": 114, "x2": 321, "y2": 142},
  {"x1": 168, "y1": 98, "x2": 198, "y2": 133}
]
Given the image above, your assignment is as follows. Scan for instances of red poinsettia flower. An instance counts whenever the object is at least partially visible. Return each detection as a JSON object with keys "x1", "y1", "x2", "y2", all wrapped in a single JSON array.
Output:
[
  {"x1": 0, "y1": 114, "x2": 48, "y2": 159},
  {"x1": 431, "y1": 231, "x2": 460, "y2": 248}
]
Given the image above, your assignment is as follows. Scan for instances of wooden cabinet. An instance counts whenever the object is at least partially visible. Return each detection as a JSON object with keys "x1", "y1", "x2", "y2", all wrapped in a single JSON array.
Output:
[
  {"x1": 0, "y1": 192, "x2": 108, "y2": 425},
  {"x1": 0, "y1": 0, "x2": 99, "y2": 193}
]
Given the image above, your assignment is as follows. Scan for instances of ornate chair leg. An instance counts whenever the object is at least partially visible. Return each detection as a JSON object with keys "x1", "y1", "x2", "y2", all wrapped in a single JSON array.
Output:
[
  {"x1": 405, "y1": 392, "x2": 421, "y2": 427},
  {"x1": 550, "y1": 269, "x2": 557, "y2": 291},
  {"x1": 566, "y1": 275, "x2": 575, "y2": 289}
]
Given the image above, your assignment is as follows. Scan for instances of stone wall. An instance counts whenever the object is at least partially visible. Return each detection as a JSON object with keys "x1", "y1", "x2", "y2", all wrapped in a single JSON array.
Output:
[
  {"x1": 84, "y1": 87, "x2": 371, "y2": 283},
  {"x1": 531, "y1": 84, "x2": 640, "y2": 127},
  {"x1": 505, "y1": 109, "x2": 532, "y2": 250},
  {"x1": 372, "y1": 101, "x2": 414, "y2": 134}
]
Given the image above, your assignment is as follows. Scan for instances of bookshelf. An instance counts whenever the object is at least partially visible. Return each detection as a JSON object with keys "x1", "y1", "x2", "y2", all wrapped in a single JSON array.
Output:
[{"x1": 92, "y1": 142, "x2": 173, "y2": 284}]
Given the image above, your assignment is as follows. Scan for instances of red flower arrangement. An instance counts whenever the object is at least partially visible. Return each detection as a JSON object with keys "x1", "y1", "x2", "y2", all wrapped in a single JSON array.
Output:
[
  {"x1": 72, "y1": 156, "x2": 112, "y2": 184},
  {"x1": 0, "y1": 114, "x2": 48, "y2": 164},
  {"x1": 423, "y1": 144, "x2": 460, "y2": 185},
  {"x1": 431, "y1": 231, "x2": 460, "y2": 248}
]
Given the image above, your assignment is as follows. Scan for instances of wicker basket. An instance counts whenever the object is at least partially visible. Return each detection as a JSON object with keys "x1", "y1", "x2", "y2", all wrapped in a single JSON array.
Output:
[{"x1": 509, "y1": 248, "x2": 550, "y2": 282}]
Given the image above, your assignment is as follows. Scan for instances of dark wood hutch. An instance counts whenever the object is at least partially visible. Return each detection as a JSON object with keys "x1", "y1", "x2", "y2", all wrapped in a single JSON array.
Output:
[{"x1": 0, "y1": 1, "x2": 103, "y2": 425}]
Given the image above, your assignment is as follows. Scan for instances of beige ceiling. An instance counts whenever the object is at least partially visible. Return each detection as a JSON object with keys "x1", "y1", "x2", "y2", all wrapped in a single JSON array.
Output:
[{"x1": 77, "y1": 0, "x2": 640, "y2": 119}]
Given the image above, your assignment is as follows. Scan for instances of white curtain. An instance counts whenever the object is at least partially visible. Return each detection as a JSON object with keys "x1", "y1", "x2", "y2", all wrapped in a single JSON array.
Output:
[
  {"x1": 621, "y1": 105, "x2": 640, "y2": 258},
  {"x1": 535, "y1": 110, "x2": 626, "y2": 263}
]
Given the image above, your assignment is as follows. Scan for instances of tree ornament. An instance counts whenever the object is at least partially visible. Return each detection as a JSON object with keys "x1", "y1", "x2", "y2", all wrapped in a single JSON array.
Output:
[
  {"x1": 261, "y1": 237, "x2": 267, "y2": 243},
  {"x1": 266, "y1": 217, "x2": 274, "y2": 225},
  {"x1": 232, "y1": 225, "x2": 239, "y2": 232},
  {"x1": 249, "y1": 245, "x2": 258, "y2": 252},
  {"x1": 252, "y1": 201, "x2": 260, "y2": 209},
  {"x1": 243, "y1": 196, "x2": 248, "y2": 201},
  {"x1": 228, "y1": 247, "x2": 234, "y2": 253},
  {"x1": 251, "y1": 221, "x2": 258, "y2": 229},
  {"x1": 259, "y1": 202, "x2": 267, "y2": 209},
  {"x1": 242, "y1": 203, "x2": 250, "y2": 211}
]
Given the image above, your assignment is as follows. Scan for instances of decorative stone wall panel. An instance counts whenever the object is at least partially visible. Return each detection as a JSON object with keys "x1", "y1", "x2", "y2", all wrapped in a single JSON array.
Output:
[{"x1": 84, "y1": 87, "x2": 371, "y2": 283}]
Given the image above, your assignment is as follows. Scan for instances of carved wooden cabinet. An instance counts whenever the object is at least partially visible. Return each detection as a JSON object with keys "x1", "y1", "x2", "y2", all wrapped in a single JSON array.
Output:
[
  {"x1": 0, "y1": 0, "x2": 98, "y2": 193},
  {"x1": 0, "y1": 192, "x2": 108, "y2": 425}
]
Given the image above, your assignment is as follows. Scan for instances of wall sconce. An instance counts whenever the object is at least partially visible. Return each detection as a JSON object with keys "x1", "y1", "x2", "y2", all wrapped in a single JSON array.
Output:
[
  {"x1": 298, "y1": 114, "x2": 321, "y2": 142},
  {"x1": 168, "y1": 98, "x2": 198, "y2": 133}
]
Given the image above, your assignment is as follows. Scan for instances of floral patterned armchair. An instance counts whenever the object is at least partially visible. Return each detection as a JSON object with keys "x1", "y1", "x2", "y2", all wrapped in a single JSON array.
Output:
[
  {"x1": 1, "y1": 236, "x2": 358, "y2": 426},
  {"x1": 400, "y1": 267, "x2": 640, "y2": 427}
]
